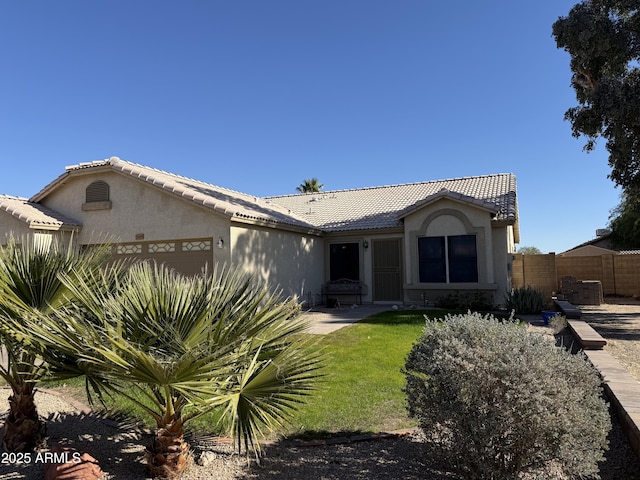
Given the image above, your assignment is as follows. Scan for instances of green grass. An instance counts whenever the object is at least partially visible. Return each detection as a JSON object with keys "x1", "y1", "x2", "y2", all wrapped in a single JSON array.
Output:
[
  {"x1": 43, "y1": 309, "x2": 450, "y2": 439},
  {"x1": 280, "y1": 309, "x2": 436, "y2": 439}
]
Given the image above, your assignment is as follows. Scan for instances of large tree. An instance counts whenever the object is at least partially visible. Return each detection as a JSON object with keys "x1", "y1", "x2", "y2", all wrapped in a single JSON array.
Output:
[
  {"x1": 553, "y1": 1, "x2": 640, "y2": 189},
  {"x1": 608, "y1": 186, "x2": 640, "y2": 248},
  {"x1": 517, "y1": 246, "x2": 543, "y2": 255}
]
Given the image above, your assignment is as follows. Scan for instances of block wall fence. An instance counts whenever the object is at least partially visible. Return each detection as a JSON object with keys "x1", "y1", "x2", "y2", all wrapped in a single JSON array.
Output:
[{"x1": 512, "y1": 253, "x2": 640, "y2": 300}]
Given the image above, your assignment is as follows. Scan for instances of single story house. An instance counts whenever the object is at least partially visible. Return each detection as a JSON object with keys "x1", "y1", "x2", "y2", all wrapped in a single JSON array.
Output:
[
  {"x1": 0, "y1": 157, "x2": 519, "y2": 306},
  {"x1": 559, "y1": 231, "x2": 640, "y2": 257},
  {"x1": 559, "y1": 231, "x2": 617, "y2": 257}
]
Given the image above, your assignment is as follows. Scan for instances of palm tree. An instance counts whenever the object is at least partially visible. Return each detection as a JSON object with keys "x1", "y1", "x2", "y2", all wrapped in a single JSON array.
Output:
[
  {"x1": 0, "y1": 235, "x2": 113, "y2": 452},
  {"x1": 17, "y1": 261, "x2": 322, "y2": 478},
  {"x1": 296, "y1": 178, "x2": 323, "y2": 193}
]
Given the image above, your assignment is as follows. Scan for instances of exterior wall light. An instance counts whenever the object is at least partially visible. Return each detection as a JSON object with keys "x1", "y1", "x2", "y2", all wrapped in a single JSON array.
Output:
[
  {"x1": 217, "y1": 237, "x2": 224, "y2": 248},
  {"x1": 363, "y1": 240, "x2": 369, "y2": 249}
]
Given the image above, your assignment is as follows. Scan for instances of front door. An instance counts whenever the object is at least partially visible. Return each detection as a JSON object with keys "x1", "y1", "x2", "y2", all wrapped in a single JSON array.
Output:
[{"x1": 372, "y1": 238, "x2": 403, "y2": 302}]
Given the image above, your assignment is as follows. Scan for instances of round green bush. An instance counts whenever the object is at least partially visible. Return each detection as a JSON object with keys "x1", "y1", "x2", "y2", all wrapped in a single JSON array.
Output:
[{"x1": 403, "y1": 312, "x2": 611, "y2": 479}]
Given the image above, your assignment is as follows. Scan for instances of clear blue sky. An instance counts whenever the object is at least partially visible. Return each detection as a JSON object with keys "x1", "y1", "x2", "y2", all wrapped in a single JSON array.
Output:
[{"x1": 0, "y1": 1, "x2": 620, "y2": 254}]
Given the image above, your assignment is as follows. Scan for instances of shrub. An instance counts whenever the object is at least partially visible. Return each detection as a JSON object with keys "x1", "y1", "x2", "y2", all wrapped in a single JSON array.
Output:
[
  {"x1": 403, "y1": 312, "x2": 611, "y2": 479},
  {"x1": 505, "y1": 285, "x2": 545, "y2": 314},
  {"x1": 435, "y1": 290, "x2": 493, "y2": 311}
]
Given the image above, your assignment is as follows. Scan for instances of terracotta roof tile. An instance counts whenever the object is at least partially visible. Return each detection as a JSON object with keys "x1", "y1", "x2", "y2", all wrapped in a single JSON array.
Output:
[
  {"x1": 267, "y1": 174, "x2": 517, "y2": 232},
  {"x1": 36, "y1": 157, "x2": 517, "y2": 234},
  {"x1": 0, "y1": 195, "x2": 81, "y2": 229},
  {"x1": 59, "y1": 158, "x2": 319, "y2": 230}
]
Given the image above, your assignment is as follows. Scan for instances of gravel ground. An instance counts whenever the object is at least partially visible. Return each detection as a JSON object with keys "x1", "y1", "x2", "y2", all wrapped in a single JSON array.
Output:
[
  {"x1": 580, "y1": 300, "x2": 640, "y2": 382},
  {"x1": 1, "y1": 396, "x2": 638, "y2": 480},
  {"x1": 1, "y1": 302, "x2": 640, "y2": 479}
]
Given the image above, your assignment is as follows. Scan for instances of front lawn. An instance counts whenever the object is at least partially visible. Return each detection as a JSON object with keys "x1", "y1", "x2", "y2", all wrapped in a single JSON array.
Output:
[
  {"x1": 279, "y1": 309, "x2": 436, "y2": 439},
  {"x1": 46, "y1": 309, "x2": 445, "y2": 439}
]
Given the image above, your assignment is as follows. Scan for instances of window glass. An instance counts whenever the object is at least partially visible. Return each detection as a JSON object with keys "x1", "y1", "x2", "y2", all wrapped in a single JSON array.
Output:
[
  {"x1": 418, "y1": 234, "x2": 478, "y2": 283},
  {"x1": 448, "y1": 235, "x2": 478, "y2": 282},
  {"x1": 330, "y1": 243, "x2": 360, "y2": 280},
  {"x1": 418, "y1": 237, "x2": 446, "y2": 283}
]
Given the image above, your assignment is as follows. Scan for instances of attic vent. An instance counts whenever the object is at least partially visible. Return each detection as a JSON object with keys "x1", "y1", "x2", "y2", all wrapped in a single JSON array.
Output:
[
  {"x1": 86, "y1": 181, "x2": 110, "y2": 202},
  {"x1": 82, "y1": 180, "x2": 112, "y2": 211}
]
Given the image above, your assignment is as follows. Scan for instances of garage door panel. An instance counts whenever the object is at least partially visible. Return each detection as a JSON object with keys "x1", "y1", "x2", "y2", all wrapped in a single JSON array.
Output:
[{"x1": 112, "y1": 238, "x2": 214, "y2": 276}]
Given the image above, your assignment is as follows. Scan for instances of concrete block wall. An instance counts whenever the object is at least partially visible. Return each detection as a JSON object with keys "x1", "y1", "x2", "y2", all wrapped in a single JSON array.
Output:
[
  {"x1": 513, "y1": 253, "x2": 640, "y2": 299},
  {"x1": 614, "y1": 256, "x2": 640, "y2": 297},
  {"x1": 511, "y1": 253, "x2": 557, "y2": 300}
]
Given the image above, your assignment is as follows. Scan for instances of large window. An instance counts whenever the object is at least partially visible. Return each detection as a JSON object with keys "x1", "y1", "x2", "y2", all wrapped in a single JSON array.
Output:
[
  {"x1": 418, "y1": 234, "x2": 478, "y2": 283},
  {"x1": 330, "y1": 242, "x2": 359, "y2": 280}
]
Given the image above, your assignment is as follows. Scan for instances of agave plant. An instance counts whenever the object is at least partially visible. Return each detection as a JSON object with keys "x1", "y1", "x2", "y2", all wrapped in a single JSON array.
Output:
[
  {"x1": 0, "y1": 235, "x2": 113, "y2": 452},
  {"x1": 18, "y1": 261, "x2": 322, "y2": 478}
]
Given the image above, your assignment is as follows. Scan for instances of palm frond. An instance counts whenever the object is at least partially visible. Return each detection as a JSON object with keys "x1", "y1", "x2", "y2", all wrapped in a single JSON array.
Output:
[{"x1": 11, "y1": 259, "x2": 324, "y2": 468}]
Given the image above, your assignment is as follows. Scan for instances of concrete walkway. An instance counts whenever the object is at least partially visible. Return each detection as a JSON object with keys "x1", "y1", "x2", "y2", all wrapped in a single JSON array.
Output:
[{"x1": 301, "y1": 304, "x2": 395, "y2": 334}]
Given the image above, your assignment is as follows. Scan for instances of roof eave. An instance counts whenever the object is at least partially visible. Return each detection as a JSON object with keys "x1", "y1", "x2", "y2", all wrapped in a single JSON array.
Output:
[
  {"x1": 29, "y1": 223, "x2": 81, "y2": 232},
  {"x1": 324, "y1": 225, "x2": 405, "y2": 236},
  {"x1": 29, "y1": 171, "x2": 71, "y2": 203},
  {"x1": 231, "y1": 216, "x2": 324, "y2": 235}
]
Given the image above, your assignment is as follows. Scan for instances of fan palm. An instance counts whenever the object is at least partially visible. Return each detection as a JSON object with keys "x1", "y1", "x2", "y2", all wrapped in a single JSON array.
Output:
[
  {"x1": 0, "y1": 235, "x2": 113, "y2": 452},
  {"x1": 17, "y1": 261, "x2": 322, "y2": 478},
  {"x1": 296, "y1": 178, "x2": 323, "y2": 193}
]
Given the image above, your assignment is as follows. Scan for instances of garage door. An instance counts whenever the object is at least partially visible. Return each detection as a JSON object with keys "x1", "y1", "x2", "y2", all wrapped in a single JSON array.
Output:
[{"x1": 113, "y1": 238, "x2": 214, "y2": 276}]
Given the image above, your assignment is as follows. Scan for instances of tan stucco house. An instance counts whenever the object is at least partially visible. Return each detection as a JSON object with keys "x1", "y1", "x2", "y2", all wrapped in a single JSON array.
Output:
[{"x1": 0, "y1": 157, "x2": 519, "y2": 306}]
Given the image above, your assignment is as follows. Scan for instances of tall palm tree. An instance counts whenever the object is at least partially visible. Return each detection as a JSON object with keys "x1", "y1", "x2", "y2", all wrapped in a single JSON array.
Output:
[
  {"x1": 296, "y1": 178, "x2": 323, "y2": 193},
  {"x1": 0, "y1": 235, "x2": 113, "y2": 452},
  {"x1": 17, "y1": 261, "x2": 322, "y2": 478}
]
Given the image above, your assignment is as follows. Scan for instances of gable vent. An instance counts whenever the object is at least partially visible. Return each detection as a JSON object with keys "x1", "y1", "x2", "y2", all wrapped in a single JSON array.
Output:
[{"x1": 86, "y1": 181, "x2": 110, "y2": 202}]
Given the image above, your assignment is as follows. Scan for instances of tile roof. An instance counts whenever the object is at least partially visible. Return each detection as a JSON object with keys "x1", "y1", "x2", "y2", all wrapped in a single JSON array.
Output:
[
  {"x1": 32, "y1": 157, "x2": 517, "y2": 234},
  {"x1": 267, "y1": 174, "x2": 518, "y2": 232},
  {"x1": 0, "y1": 194, "x2": 81, "y2": 229},
  {"x1": 32, "y1": 158, "x2": 319, "y2": 231}
]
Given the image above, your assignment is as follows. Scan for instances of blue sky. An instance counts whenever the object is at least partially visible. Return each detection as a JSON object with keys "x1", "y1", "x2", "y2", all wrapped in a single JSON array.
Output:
[{"x1": 0, "y1": 1, "x2": 620, "y2": 254}]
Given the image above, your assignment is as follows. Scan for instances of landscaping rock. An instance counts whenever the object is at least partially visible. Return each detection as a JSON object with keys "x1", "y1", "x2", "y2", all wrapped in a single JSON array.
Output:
[{"x1": 44, "y1": 445, "x2": 103, "y2": 480}]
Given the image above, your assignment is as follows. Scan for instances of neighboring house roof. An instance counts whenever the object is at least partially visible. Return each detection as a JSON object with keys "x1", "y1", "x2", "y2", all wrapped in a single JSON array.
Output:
[
  {"x1": 561, "y1": 233, "x2": 615, "y2": 255},
  {"x1": 0, "y1": 194, "x2": 81, "y2": 230},
  {"x1": 558, "y1": 244, "x2": 619, "y2": 257},
  {"x1": 268, "y1": 173, "x2": 518, "y2": 233},
  {"x1": 29, "y1": 157, "x2": 518, "y2": 236}
]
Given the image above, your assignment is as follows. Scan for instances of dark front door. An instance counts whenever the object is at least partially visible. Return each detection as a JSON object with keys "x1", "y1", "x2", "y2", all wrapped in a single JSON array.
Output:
[{"x1": 372, "y1": 238, "x2": 403, "y2": 302}]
